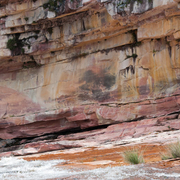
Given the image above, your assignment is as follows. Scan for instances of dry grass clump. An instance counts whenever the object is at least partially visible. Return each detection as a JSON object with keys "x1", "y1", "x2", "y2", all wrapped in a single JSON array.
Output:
[
  {"x1": 161, "y1": 141, "x2": 180, "y2": 160},
  {"x1": 123, "y1": 149, "x2": 144, "y2": 164}
]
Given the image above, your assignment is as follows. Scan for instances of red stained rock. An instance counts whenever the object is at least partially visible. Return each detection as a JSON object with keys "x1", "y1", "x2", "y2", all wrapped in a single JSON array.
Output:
[
  {"x1": 67, "y1": 113, "x2": 88, "y2": 122},
  {"x1": 1, "y1": 94, "x2": 180, "y2": 139},
  {"x1": 0, "y1": 151, "x2": 12, "y2": 157},
  {"x1": 12, "y1": 140, "x2": 82, "y2": 156},
  {"x1": 168, "y1": 119, "x2": 180, "y2": 129},
  {"x1": 0, "y1": 119, "x2": 79, "y2": 139}
]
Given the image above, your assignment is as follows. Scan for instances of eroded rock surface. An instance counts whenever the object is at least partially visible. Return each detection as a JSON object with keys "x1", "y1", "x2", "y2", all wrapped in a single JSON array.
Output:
[
  {"x1": 1, "y1": 0, "x2": 180, "y2": 141},
  {"x1": 1, "y1": 130, "x2": 180, "y2": 179}
]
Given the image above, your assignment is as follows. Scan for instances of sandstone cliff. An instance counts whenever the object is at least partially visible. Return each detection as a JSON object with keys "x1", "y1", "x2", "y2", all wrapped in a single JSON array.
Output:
[{"x1": 1, "y1": 0, "x2": 180, "y2": 141}]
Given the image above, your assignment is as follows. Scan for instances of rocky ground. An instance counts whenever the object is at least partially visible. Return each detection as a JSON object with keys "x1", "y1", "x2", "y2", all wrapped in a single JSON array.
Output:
[{"x1": 0, "y1": 128, "x2": 180, "y2": 179}]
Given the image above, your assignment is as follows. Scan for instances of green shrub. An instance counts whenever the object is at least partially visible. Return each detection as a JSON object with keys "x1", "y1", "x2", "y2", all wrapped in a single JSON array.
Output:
[
  {"x1": 24, "y1": 17, "x2": 29, "y2": 22},
  {"x1": 123, "y1": 149, "x2": 144, "y2": 164},
  {"x1": 43, "y1": 0, "x2": 66, "y2": 14},
  {"x1": 7, "y1": 38, "x2": 17, "y2": 51},
  {"x1": 6, "y1": 35, "x2": 25, "y2": 55}
]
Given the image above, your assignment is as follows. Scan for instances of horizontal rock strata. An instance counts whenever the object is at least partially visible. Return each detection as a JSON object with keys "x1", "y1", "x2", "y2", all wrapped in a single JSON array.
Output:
[{"x1": 1, "y1": 0, "x2": 180, "y2": 140}]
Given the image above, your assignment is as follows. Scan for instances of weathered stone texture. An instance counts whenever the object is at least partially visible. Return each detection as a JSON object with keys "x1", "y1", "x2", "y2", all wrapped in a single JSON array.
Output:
[{"x1": 1, "y1": 0, "x2": 180, "y2": 139}]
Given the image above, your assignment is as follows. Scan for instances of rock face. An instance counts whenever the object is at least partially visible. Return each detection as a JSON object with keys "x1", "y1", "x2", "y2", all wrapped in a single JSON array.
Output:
[{"x1": 1, "y1": 0, "x2": 180, "y2": 139}]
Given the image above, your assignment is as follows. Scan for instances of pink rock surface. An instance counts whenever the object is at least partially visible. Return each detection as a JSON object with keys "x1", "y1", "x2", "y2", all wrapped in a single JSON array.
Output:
[
  {"x1": 1, "y1": 94, "x2": 180, "y2": 139},
  {"x1": 1, "y1": 116, "x2": 180, "y2": 157}
]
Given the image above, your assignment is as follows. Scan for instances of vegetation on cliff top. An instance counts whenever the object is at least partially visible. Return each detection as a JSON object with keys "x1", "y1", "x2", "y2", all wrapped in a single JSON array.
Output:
[
  {"x1": 117, "y1": 0, "x2": 152, "y2": 10},
  {"x1": 43, "y1": 0, "x2": 79, "y2": 15}
]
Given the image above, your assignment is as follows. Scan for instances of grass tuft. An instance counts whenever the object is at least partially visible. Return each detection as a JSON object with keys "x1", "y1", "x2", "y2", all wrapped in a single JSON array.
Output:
[
  {"x1": 168, "y1": 141, "x2": 180, "y2": 158},
  {"x1": 161, "y1": 141, "x2": 180, "y2": 160},
  {"x1": 161, "y1": 154, "x2": 172, "y2": 160},
  {"x1": 123, "y1": 149, "x2": 144, "y2": 164}
]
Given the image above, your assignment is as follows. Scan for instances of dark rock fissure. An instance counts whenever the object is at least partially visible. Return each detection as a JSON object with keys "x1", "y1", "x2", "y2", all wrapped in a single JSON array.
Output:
[
  {"x1": 0, "y1": 114, "x2": 151, "y2": 152},
  {"x1": 0, "y1": 112, "x2": 173, "y2": 153},
  {"x1": 0, "y1": 123, "x2": 111, "y2": 152}
]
